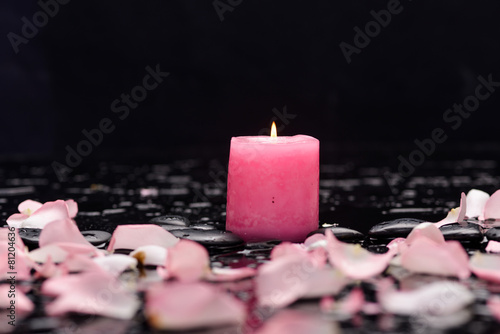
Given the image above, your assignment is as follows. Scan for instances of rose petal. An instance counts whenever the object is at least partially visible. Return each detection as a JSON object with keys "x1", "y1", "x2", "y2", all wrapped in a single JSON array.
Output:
[
  {"x1": 0, "y1": 284, "x2": 34, "y2": 316},
  {"x1": 469, "y1": 252, "x2": 500, "y2": 283},
  {"x1": 34, "y1": 255, "x2": 66, "y2": 278},
  {"x1": 39, "y1": 218, "x2": 92, "y2": 247},
  {"x1": 487, "y1": 295, "x2": 500, "y2": 321},
  {"x1": 325, "y1": 230, "x2": 394, "y2": 279},
  {"x1": 94, "y1": 254, "x2": 138, "y2": 276},
  {"x1": 64, "y1": 199, "x2": 78, "y2": 218},
  {"x1": 434, "y1": 193, "x2": 466, "y2": 228},
  {"x1": 6, "y1": 213, "x2": 29, "y2": 228},
  {"x1": 107, "y1": 224, "x2": 178, "y2": 252},
  {"x1": 145, "y1": 282, "x2": 246, "y2": 330},
  {"x1": 165, "y1": 240, "x2": 210, "y2": 282},
  {"x1": 130, "y1": 245, "x2": 167, "y2": 267},
  {"x1": 29, "y1": 242, "x2": 98, "y2": 264},
  {"x1": 406, "y1": 222, "x2": 445, "y2": 245},
  {"x1": 22, "y1": 200, "x2": 72, "y2": 228},
  {"x1": 484, "y1": 190, "x2": 500, "y2": 220},
  {"x1": 42, "y1": 271, "x2": 140, "y2": 319},
  {"x1": 18, "y1": 199, "x2": 43, "y2": 215},
  {"x1": 401, "y1": 238, "x2": 470, "y2": 279},
  {"x1": 486, "y1": 240, "x2": 500, "y2": 253},
  {"x1": 379, "y1": 280, "x2": 474, "y2": 316},
  {"x1": 466, "y1": 189, "x2": 490, "y2": 219},
  {"x1": 205, "y1": 267, "x2": 256, "y2": 282},
  {"x1": 270, "y1": 242, "x2": 307, "y2": 260},
  {"x1": 303, "y1": 233, "x2": 326, "y2": 248}
]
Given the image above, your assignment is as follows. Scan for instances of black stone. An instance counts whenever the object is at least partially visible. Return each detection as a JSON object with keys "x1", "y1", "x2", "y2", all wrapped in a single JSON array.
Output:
[
  {"x1": 368, "y1": 218, "x2": 426, "y2": 239},
  {"x1": 439, "y1": 223, "x2": 483, "y2": 243},
  {"x1": 150, "y1": 215, "x2": 190, "y2": 227},
  {"x1": 81, "y1": 230, "x2": 112, "y2": 245},
  {"x1": 307, "y1": 226, "x2": 364, "y2": 241},
  {"x1": 485, "y1": 227, "x2": 500, "y2": 242},
  {"x1": 190, "y1": 223, "x2": 217, "y2": 231},
  {"x1": 18, "y1": 228, "x2": 42, "y2": 245},
  {"x1": 170, "y1": 229, "x2": 244, "y2": 247}
]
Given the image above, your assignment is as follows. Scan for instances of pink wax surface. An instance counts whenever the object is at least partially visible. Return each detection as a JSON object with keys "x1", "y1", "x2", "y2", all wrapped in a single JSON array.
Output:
[{"x1": 226, "y1": 135, "x2": 319, "y2": 242}]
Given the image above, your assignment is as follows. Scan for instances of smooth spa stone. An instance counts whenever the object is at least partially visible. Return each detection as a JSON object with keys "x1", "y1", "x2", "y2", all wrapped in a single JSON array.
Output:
[
  {"x1": 80, "y1": 230, "x2": 112, "y2": 245},
  {"x1": 485, "y1": 227, "x2": 500, "y2": 242},
  {"x1": 439, "y1": 223, "x2": 483, "y2": 243},
  {"x1": 368, "y1": 218, "x2": 426, "y2": 239},
  {"x1": 307, "y1": 226, "x2": 364, "y2": 241},
  {"x1": 18, "y1": 228, "x2": 42, "y2": 245},
  {"x1": 170, "y1": 229, "x2": 244, "y2": 247},
  {"x1": 150, "y1": 215, "x2": 190, "y2": 227}
]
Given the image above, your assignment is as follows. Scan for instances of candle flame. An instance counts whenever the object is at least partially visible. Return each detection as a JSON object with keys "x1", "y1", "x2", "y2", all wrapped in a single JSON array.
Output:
[{"x1": 271, "y1": 122, "x2": 277, "y2": 137}]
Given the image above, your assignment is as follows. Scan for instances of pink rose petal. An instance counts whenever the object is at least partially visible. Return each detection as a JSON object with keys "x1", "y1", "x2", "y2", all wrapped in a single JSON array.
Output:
[
  {"x1": 303, "y1": 233, "x2": 326, "y2": 248},
  {"x1": 42, "y1": 271, "x2": 140, "y2": 319},
  {"x1": 165, "y1": 239, "x2": 210, "y2": 282},
  {"x1": 484, "y1": 190, "x2": 500, "y2": 220},
  {"x1": 270, "y1": 242, "x2": 307, "y2": 260},
  {"x1": 34, "y1": 255, "x2": 66, "y2": 278},
  {"x1": 487, "y1": 295, "x2": 500, "y2": 321},
  {"x1": 401, "y1": 238, "x2": 470, "y2": 279},
  {"x1": 435, "y1": 193, "x2": 466, "y2": 228},
  {"x1": 326, "y1": 230, "x2": 394, "y2": 280},
  {"x1": 18, "y1": 199, "x2": 43, "y2": 214},
  {"x1": 39, "y1": 218, "x2": 92, "y2": 247},
  {"x1": 93, "y1": 254, "x2": 138, "y2": 276},
  {"x1": 469, "y1": 252, "x2": 500, "y2": 283},
  {"x1": 107, "y1": 224, "x2": 178, "y2": 252},
  {"x1": 29, "y1": 242, "x2": 98, "y2": 264},
  {"x1": 321, "y1": 287, "x2": 364, "y2": 315},
  {"x1": 22, "y1": 200, "x2": 72, "y2": 228},
  {"x1": 64, "y1": 199, "x2": 78, "y2": 218},
  {"x1": 466, "y1": 189, "x2": 490, "y2": 219},
  {"x1": 486, "y1": 240, "x2": 500, "y2": 253},
  {"x1": 406, "y1": 223, "x2": 445, "y2": 246},
  {"x1": 6, "y1": 213, "x2": 29, "y2": 228},
  {"x1": 145, "y1": 282, "x2": 246, "y2": 330},
  {"x1": 205, "y1": 267, "x2": 256, "y2": 282},
  {"x1": 130, "y1": 245, "x2": 167, "y2": 267},
  {"x1": 255, "y1": 309, "x2": 338, "y2": 334}
]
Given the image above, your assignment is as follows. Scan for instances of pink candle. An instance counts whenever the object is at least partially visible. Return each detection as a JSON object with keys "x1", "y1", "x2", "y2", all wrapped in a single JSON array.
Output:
[{"x1": 226, "y1": 125, "x2": 319, "y2": 242}]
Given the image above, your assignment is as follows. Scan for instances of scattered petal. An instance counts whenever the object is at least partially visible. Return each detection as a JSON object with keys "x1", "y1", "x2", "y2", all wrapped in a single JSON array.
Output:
[
  {"x1": 256, "y1": 309, "x2": 339, "y2": 334},
  {"x1": 39, "y1": 219, "x2": 92, "y2": 247},
  {"x1": 145, "y1": 282, "x2": 246, "y2": 330},
  {"x1": 42, "y1": 271, "x2": 140, "y2": 319},
  {"x1": 270, "y1": 242, "x2": 307, "y2": 260},
  {"x1": 65, "y1": 199, "x2": 78, "y2": 218},
  {"x1": 18, "y1": 199, "x2": 43, "y2": 215},
  {"x1": 21, "y1": 200, "x2": 72, "y2": 228},
  {"x1": 29, "y1": 243, "x2": 97, "y2": 264},
  {"x1": 469, "y1": 252, "x2": 500, "y2": 283},
  {"x1": 484, "y1": 190, "x2": 500, "y2": 220},
  {"x1": 487, "y1": 295, "x2": 500, "y2": 321},
  {"x1": 6, "y1": 213, "x2": 29, "y2": 228},
  {"x1": 165, "y1": 240, "x2": 210, "y2": 282},
  {"x1": 486, "y1": 240, "x2": 500, "y2": 253},
  {"x1": 107, "y1": 224, "x2": 178, "y2": 252},
  {"x1": 130, "y1": 245, "x2": 167, "y2": 267},
  {"x1": 93, "y1": 254, "x2": 138, "y2": 276},
  {"x1": 406, "y1": 223, "x2": 445, "y2": 245},
  {"x1": 466, "y1": 189, "x2": 490, "y2": 218},
  {"x1": 206, "y1": 267, "x2": 256, "y2": 282}
]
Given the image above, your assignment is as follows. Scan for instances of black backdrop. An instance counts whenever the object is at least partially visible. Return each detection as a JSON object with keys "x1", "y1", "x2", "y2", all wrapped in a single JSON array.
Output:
[{"x1": 2, "y1": 0, "x2": 500, "y2": 160}]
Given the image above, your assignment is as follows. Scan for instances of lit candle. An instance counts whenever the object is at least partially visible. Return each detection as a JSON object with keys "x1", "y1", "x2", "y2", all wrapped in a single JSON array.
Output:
[{"x1": 226, "y1": 123, "x2": 319, "y2": 242}]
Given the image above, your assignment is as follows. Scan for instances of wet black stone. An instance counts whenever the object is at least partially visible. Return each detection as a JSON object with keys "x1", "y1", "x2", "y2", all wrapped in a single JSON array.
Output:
[
  {"x1": 368, "y1": 218, "x2": 426, "y2": 239},
  {"x1": 307, "y1": 226, "x2": 364, "y2": 241},
  {"x1": 149, "y1": 215, "x2": 190, "y2": 227},
  {"x1": 18, "y1": 228, "x2": 42, "y2": 245},
  {"x1": 190, "y1": 223, "x2": 217, "y2": 231},
  {"x1": 170, "y1": 229, "x2": 244, "y2": 247},
  {"x1": 81, "y1": 230, "x2": 112, "y2": 245},
  {"x1": 485, "y1": 227, "x2": 500, "y2": 242},
  {"x1": 439, "y1": 223, "x2": 483, "y2": 243}
]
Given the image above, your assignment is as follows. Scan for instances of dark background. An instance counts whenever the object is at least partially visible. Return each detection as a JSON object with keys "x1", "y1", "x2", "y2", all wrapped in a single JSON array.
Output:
[{"x1": 1, "y1": 0, "x2": 500, "y2": 162}]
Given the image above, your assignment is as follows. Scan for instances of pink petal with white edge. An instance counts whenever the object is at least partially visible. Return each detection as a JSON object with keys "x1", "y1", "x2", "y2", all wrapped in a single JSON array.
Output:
[
  {"x1": 22, "y1": 200, "x2": 72, "y2": 228},
  {"x1": 42, "y1": 271, "x2": 140, "y2": 319},
  {"x1": 39, "y1": 219, "x2": 92, "y2": 247},
  {"x1": 466, "y1": 189, "x2": 490, "y2": 219},
  {"x1": 130, "y1": 245, "x2": 167, "y2": 267},
  {"x1": 325, "y1": 230, "x2": 394, "y2": 280},
  {"x1": 401, "y1": 238, "x2": 470, "y2": 279},
  {"x1": 0, "y1": 284, "x2": 34, "y2": 316},
  {"x1": 29, "y1": 242, "x2": 98, "y2": 263},
  {"x1": 93, "y1": 254, "x2": 138, "y2": 276},
  {"x1": 6, "y1": 213, "x2": 29, "y2": 228},
  {"x1": 487, "y1": 295, "x2": 500, "y2": 321},
  {"x1": 34, "y1": 255, "x2": 66, "y2": 278},
  {"x1": 166, "y1": 239, "x2": 210, "y2": 282},
  {"x1": 406, "y1": 222, "x2": 445, "y2": 245},
  {"x1": 107, "y1": 224, "x2": 178, "y2": 252},
  {"x1": 145, "y1": 282, "x2": 246, "y2": 330},
  {"x1": 270, "y1": 241, "x2": 307, "y2": 260},
  {"x1": 303, "y1": 233, "x2": 326, "y2": 248},
  {"x1": 486, "y1": 240, "x2": 500, "y2": 253},
  {"x1": 386, "y1": 238, "x2": 407, "y2": 254},
  {"x1": 484, "y1": 190, "x2": 500, "y2": 220},
  {"x1": 64, "y1": 199, "x2": 78, "y2": 218},
  {"x1": 205, "y1": 267, "x2": 256, "y2": 282},
  {"x1": 256, "y1": 252, "x2": 348, "y2": 308},
  {"x1": 434, "y1": 193, "x2": 466, "y2": 228},
  {"x1": 256, "y1": 309, "x2": 339, "y2": 334},
  {"x1": 469, "y1": 252, "x2": 500, "y2": 283},
  {"x1": 18, "y1": 199, "x2": 43, "y2": 215},
  {"x1": 321, "y1": 287, "x2": 364, "y2": 316},
  {"x1": 379, "y1": 280, "x2": 474, "y2": 316}
]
